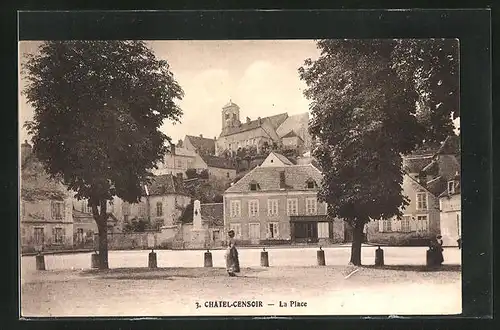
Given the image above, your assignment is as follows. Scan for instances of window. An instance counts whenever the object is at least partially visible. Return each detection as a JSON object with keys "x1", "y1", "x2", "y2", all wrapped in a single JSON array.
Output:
[
  {"x1": 230, "y1": 200, "x2": 241, "y2": 218},
  {"x1": 382, "y1": 219, "x2": 392, "y2": 232},
  {"x1": 53, "y1": 227, "x2": 63, "y2": 244},
  {"x1": 229, "y1": 223, "x2": 241, "y2": 239},
  {"x1": 249, "y1": 200, "x2": 259, "y2": 217},
  {"x1": 287, "y1": 199, "x2": 298, "y2": 216},
  {"x1": 156, "y1": 202, "x2": 163, "y2": 217},
  {"x1": 318, "y1": 222, "x2": 329, "y2": 238},
  {"x1": 139, "y1": 203, "x2": 147, "y2": 217},
  {"x1": 268, "y1": 199, "x2": 279, "y2": 216},
  {"x1": 306, "y1": 198, "x2": 317, "y2": 215},
  {"x1": 83, "y1": 201, "x2": 92, "y2": 214},
  {"x1": 401, "y1": 215, "x2": 411, "y2": 232},
  {"x1": 306, "y1": 179, "x2": 316, "y2": 189},
  {"x1": 124, "y1": 215, "x2": 129, "y2": 223},
  {"x1": 34, "y1": 227, "x2": 44, "y2": 246},
  {"x1": 249, "y1": 223, "x2": 261, "y2": 239},
  {"x1": 448, "y1": 181, "x2": 455, "y2": 194},
  {"x1": 416, "y1": 192, "x2": 428, "y2": 210},
  {"x1": 176, "y1": 159, "x2": 182, "y2": 168},
  {"x1": 51, "y1": 201, "x2": 63, "y2": 220},
  {"x1": 267, "y1": 222, "x2": 279, "y2": 239},
  {"x1": 416, "y1": 215, "x2": 429, "y2": 232},
  {"x1": 76, "y1": 228, "x2": 84, "y2": 242}
]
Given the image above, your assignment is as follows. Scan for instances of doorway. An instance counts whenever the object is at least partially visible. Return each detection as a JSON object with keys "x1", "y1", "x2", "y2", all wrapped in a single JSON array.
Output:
[{"x1": 293, "y1": 222, "x2": 318, "y2": 243}]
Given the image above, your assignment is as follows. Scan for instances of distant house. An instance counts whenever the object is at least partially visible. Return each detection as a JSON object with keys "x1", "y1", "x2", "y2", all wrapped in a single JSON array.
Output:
[
  {"x1": 20, "y1": 141, "x2": 74, "y2": 253},
  {"x1": 260, "y1": 151, "x2": 294, "y2": 167},
  {"x1": 224, "y1": 152, "x2": 344, "y2": 245},
  {"x1": 153, "y1": 144, "x2": 202, "y2": 177},
  {"x1": 439, "y1": 174, "x2": 461, "y2": 247},
  {"x1": 281, "y1": 130, "x2": 305, "y2": 153},
  {"x1": 367, "y1": 136, "x2": 461, "y2": 246},
  {"x1": 199, "y1": 154, "x2": 237, "y2": 181},
  {"x1": 184, "y1": 134, "x2": 216, "y2": 156}
]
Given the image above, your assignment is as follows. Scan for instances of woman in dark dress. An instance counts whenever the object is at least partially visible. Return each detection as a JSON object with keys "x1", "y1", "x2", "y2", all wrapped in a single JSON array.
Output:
[
  {"x1": 225, "y1": 230, "x2": 239, "y2": 276},
  {"x1": 430, "y1": 234, "x2": 445, "y2": 265}
]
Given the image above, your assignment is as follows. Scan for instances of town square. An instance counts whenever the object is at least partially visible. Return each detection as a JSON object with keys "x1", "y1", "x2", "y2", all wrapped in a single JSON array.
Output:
[{"x1": 19, "y1": 38, "x2": 462, "y2": 317}]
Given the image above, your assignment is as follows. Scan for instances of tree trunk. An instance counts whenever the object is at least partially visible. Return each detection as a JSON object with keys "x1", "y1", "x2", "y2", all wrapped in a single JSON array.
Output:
[
  {"x1": 349, "y1": 220, "x2": 365, "y2": 266},
  {"x1": 92, "y1": 200, "x2": 109, "y2": 270},
  {"x1": 97, "y1": 220, "x2": 109, "y2": 269}
]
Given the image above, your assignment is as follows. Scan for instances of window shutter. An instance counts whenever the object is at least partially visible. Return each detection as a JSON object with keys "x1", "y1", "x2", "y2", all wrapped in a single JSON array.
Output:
[
  {"x1": 274, "y1": 223, "x2": 279, "y2": 238},
  {"x1": 62, "y1": 227, "x2": 66, "y2": 243},
  {"x1": 378, "y1": 220, "x2": 384, "y2": 232},
  {"x1": 52, "y1": 227, "x2": 56, "y2": 243},
  {"x1": 266, "y1": 224, "x2": 271, "y2": 239}
]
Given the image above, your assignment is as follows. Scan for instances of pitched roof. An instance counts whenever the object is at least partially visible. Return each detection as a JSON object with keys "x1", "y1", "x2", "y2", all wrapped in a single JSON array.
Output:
[
  {"x1": 271, "y1": 152, "x2": 294, "y2": 166},
  {"x1": 276, "y1": 112, "x2": 309, "y2": 138},
  {"x1": 438, "y1": 178, "x2": 461, "y2": 198},
  {"x1": 220, "y1": 113, "x2": 288, "y2": 137},
  {"x1": 185, "y1": 135, "x2": 216, "y2": 154},
  {"x1": 423, "y1": 154, "x2": 460, "y2": 181},
  {"x1": 426, "y1": 176, "x2": 448, "y2": 197},
  {"x1": 200, "y1": 203, "x2": 223, "y2": 227},
  {"x1": 21, "y1": 155, "x2": 68, "y2": 202},
  {"x1": 225, "y1": 164, "x2": 322, "y2": 193},
  {"x1": 402, "y1": 155, "x2": 433, "y2": 174},
  {"x1": 145, "y1": 174, "x2": 189, "y2": 196},
  {"x1": 281, "y1": 130, "x2": 303, "y2": 140},
  {"x1": 435, "y1": 135, "x2": 460, "y2": 156},
  {"x1": 201, "y1": 155, "x2": 236, "y2": 170}
]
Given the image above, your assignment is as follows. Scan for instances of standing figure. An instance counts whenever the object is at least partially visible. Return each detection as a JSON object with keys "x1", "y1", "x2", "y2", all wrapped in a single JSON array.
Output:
[
  {"x1": 225, "y1": 230, "x2": 239, "y2": 276},
  {"x1": 430, "y1": 234, "x2": 444, "y2": 266}
]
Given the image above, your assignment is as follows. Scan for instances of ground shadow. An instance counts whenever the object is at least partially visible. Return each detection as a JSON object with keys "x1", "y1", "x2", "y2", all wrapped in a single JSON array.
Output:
[
  {"x1": 363, "y1": 264, "x2": 461, "y2": 272},
  {"x1": 78, "y1": 267, "x2": 267, "y2": 280}
]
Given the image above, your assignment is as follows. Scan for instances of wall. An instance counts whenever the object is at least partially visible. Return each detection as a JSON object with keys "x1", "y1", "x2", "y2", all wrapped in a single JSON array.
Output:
[
  {"x1": 105, "y1": 231, "x2": 158, "y2": 250},
  {"x1": 145, "y1": 195, "x2": 192, "y2": 227},
  {"x1": 20, "y1": 198, "x2": 74, "y2": 252},
  {"x1": 260, "y1": 153, "x2": 290, "y2": 167},
  {"x1": 216, "y1": 126, "x2": 274, "y2": 155},
  {"x1": 366, "y1": 175, "x2": 441, "y2": 245},
  {"x1": 153, "y1": 150, "x2": 196, "y2": 176},
  {"x1": 282, "y1": 136, "x2": 303, "y2": 150},
  {"x1": 439, "y1": 194, "x2": 461, "y2": 247},
  {"x1": 208, "y1": 166, "x2": 237, "y2": 181},
  {"x1": 224, "y1": 191, "x2": 328, "y2": 243}
]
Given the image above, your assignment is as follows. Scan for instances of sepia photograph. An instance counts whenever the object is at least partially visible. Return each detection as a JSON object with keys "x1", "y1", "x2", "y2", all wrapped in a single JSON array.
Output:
[{"x1": 19, "y1": 38, "x2": 462, "y2": 317}]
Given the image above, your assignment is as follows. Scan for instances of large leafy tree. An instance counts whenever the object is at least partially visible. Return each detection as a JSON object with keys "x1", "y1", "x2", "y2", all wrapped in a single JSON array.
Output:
[
  {"x1": 299, "y1": 39, "x2": 457, "y2": 265},
  {"x1": 23, "y1": 41, "x2": 184, "y2": 269}
]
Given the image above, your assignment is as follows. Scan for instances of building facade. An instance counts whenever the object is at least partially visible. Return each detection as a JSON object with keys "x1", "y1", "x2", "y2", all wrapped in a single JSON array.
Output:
[
  {"x1": 224, "y1": 153, "x2": 343, "y2": 245},
  {"x1": 439, "y1": 176, "x2": 461, "y2": 247},
  {"x1": 184, "y1": 134, "x2": 216, "y2": 156},
  {"x1": 20, "y1": 141, "x2": 74, "y2": 253}
]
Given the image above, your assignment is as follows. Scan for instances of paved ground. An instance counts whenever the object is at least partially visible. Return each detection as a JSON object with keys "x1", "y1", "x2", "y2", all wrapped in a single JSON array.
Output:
[{"x1": 20, "y1": 247, "x2": 462, "y2": 317}]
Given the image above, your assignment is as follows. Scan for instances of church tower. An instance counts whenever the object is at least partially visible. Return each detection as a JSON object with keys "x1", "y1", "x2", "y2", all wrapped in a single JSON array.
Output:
[{"x1": 221, "y1": 100, "x2": 240, "y2": 131}]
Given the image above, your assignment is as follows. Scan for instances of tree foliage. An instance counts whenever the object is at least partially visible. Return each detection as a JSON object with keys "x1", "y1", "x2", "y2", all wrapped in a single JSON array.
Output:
[
  {"x1": 23, "y1": 41, "x2": 184, "y2": 268},
  {"x1": 299, "y1": 39, "x2": 458, "y2": 265}
]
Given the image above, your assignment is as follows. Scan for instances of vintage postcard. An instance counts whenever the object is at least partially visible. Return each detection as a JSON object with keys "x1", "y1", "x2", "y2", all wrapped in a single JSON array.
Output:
[{"x1": 19, "y1": 38, "x2": 462, "y2": 317}]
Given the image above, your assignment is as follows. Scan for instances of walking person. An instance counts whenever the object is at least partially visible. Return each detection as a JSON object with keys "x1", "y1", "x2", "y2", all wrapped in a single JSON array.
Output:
[{"x1": 225, "y1": 230, "x2": 239, "y2": 277}]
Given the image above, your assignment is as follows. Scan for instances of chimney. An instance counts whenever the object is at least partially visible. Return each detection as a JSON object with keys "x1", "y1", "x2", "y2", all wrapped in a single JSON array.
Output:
[
  {"x1": 199, "y1": 134, "x2": 203, "y2": 138},
  {"x1": 246, "y1": 117, "x2": 251, "y2": 123},
  {"x1": 21, "y1": 140, "x2": 32, "y2": 165}
]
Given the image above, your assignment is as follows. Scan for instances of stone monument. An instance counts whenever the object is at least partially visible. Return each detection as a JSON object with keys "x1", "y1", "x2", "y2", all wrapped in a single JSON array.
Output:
[{"x1": 190, "y1": 199, "x2": 208, "y2": 248}]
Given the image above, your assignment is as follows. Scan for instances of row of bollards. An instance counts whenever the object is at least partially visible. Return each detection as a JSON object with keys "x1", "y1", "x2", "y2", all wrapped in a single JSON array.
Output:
[{"x1": 35, "y1": 245, "x2": 445, "y2": 271}]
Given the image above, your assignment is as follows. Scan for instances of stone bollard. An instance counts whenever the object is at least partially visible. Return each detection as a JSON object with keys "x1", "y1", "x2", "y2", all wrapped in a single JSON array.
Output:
[
  {"x1": 317, "y1": 246, "x2": 326, "y2": 266},
  {"x1": 91, "y1": 252, "x2": 99, "y2": 269},
  {"x1": 426, "y1": 249, "x2": 434, "y2": 267},
  {"x1": 375, "y1": 246, "x2": 384, "y2": 267},
  {"x1": 35, "y1": 253, "x2": 46, "y2": 271},
  {"x1": 204, "y1": 249, "x2": 213, "y2": 268},
  {"x1": 148, "y1": 250, "x2": 157, "y2": 268},
  {"x1": 261, "y1": 248, "x2": 269, "y2": 267}
]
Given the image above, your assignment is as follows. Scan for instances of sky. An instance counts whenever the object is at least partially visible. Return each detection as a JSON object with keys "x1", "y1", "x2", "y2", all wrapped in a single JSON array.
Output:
[
  {"x1": 18, "y1": 40, "x2": 321, "y2": 144},
  {"x1": 18, "y1": 40, "x2": 459, "y2": 144}
]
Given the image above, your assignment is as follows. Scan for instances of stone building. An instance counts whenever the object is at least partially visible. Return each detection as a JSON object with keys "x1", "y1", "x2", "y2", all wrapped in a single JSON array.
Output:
[
  {"x1": 366, "y1": 136, "x2": 461, "y2": 246},
  {"x1": 223, "y1": 152, "x2": 344, "y2": 246},
  {"x1": 20, "y1": 141, "x2": 74, "y2": 253},
  {"x1": 215, "y1": 100, "x2": 311, "y2": 157},
  {"x1": 439, "y1": 174, "x2": 461, "y2": 247}
]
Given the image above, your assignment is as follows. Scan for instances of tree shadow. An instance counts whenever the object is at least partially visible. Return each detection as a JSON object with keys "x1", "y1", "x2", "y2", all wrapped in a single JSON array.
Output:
[
  {"x1": 363, "y1": 264, "x2": 461, "y2": 272},
  {"x1": 78, "y1": 267, "x2": 267, "y2": 280}
]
